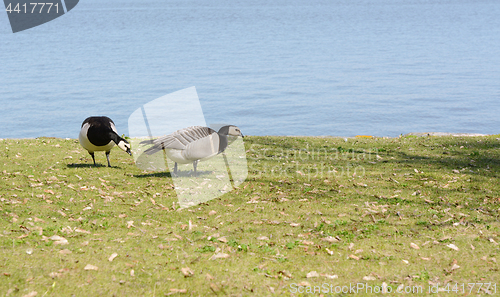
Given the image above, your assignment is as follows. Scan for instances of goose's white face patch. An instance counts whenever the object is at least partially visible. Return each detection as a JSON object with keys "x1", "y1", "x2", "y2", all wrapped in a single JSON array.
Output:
[
  {"x1": 228, "y1": 126, "x2": 243, "y2": 137},
  {"x1": 118, "y1": 140, "x2": 131, "y2": 154}
]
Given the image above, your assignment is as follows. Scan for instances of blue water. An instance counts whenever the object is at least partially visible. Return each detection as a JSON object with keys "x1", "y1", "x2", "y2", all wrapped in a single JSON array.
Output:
[{"x1": 1, "y1": 0, "x2": 499, "y2": 138}]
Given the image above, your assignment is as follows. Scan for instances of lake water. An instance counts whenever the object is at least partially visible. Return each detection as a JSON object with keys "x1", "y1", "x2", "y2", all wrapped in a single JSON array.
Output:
[{"x1": 1, "y1": 0, "x2": 499, "y2": 138}]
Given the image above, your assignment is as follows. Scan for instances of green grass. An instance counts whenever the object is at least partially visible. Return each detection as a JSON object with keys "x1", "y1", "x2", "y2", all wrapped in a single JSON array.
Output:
[{"x1": 1, "y1": 135, "x2": 499, "y2": 296}]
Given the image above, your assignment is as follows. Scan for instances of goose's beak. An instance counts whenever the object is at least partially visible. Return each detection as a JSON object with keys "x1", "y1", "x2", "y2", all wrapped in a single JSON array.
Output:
[{"x1": 127, "y1": 148, "x2": 132, "y2": 156}]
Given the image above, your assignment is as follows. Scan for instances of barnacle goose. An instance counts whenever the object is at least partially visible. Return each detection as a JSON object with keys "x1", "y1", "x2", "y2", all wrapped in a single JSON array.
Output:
[
  {"x1": 141, "y1": 125, "x2": 243, "y2": 176},
  {"x1": 79, "y1": 116, "x2": 132, "y2": 167}
]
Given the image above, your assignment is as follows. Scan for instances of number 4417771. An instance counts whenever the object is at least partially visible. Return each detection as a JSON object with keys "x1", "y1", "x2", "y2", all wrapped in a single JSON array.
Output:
[{"x1": 6, "y1": 3, "x2": 60, "y2": 14}]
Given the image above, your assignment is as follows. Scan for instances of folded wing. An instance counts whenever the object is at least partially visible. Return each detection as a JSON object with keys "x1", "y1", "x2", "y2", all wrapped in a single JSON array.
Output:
[{"x1": 142, "y1": 126, "x2": 216, "y2": 155}]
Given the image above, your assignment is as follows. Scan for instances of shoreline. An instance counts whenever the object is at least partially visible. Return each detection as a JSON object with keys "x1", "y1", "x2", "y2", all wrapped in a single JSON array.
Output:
[{"x1": 0, "y1": 132, "x2": 495, "y2": 141}]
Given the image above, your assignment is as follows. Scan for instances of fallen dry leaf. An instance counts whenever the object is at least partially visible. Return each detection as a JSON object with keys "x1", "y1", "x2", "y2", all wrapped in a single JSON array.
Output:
[
  {"x1": 321, "y1": 274, "x2": 338, "y2": 279},
  {"x1": 410, "y1": 243, "x2": 420, "y2": 250},
  {"x1": 22, "y1": 292, "x2": 38, "y2": 297},
  {"x1": 257, "y1": 236, "x2": 269, "y2": 241},
  {"x1": 75, "y1": 228, "x2": 91, "y2": 234},
  {"x1": 49, "y1": 235, "x2": 68, "y2": 245},
  {"x1": 181, "y1": 267, "x2": 194, "y2": 277},
  {"x1": 321, "y1": 236, "x2": 339, "y2": 243},
  {"x1": 61, "y1": 226, "x2": 73, "y2": 234},
  {"x1": 363, "y1": 276, "x2": 376, "y2": 281},
  {"x1": 210, "y1": 253, "x2": 230, "y2": 260},
  {"x1": 279, "y1": 270, "x2": 292, "y2": 279},
  {"x1": 306, "y1": 271, "x2": 319, "y2": 278},
  {"x1": 447, "y1": 244, "x2": 459, "y2": 251},
  {"x1": 168, "y1": 289, "x2": 187, "y2": 294},
  {"x1": 109, "y1": 253, "x2": 118, "y2": 262},
  {"x1": 84, "y1": 264, "x2": 98, "y2": 271},
  {"x1": 349, "y1": 254, "x2": 360, "y2": 261},
  {"x1": 210, "y1": 283, "x2": 220, "y2": 293},
  {"x1": 382, "y1": 282, "x2": 389, "y2": 293}
]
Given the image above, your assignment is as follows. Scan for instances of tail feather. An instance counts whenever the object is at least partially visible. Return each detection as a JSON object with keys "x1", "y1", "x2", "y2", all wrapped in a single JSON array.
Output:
[
  {"x1": 140, "y1": 138, "x2": 162, "y2": 155},
  {"x1": 144, "y1": 145, "x2": 164, "y2": 155}
]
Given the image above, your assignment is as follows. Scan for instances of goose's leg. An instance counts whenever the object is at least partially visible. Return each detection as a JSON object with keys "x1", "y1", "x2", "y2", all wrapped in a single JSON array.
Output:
[
  {"x1": 105, "y1": 151, "x2": 112, "y2": 167},
  {"x1": 89, "y1": 152, "x2": 96, "y2": 166},
  {"x1": 174, "y1": 162, "x2": 178, "y2": 175},
  {"x1": 193, "y1": 160, "x2": 198, "y2": 177}
]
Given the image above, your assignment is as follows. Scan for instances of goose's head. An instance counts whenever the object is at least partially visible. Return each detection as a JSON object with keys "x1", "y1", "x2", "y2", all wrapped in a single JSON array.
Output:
[
  {"x1": 117, "y1": 138, "x2": 132, "y2": 155},
  {"x1": 219, "y1": 125, "x2": 244, "y2": 138}
]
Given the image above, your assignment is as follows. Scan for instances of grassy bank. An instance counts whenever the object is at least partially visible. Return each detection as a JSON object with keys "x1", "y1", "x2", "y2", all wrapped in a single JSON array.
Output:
[{"x1": 1, "y1": 135, "x2": 499, "y2": 296}]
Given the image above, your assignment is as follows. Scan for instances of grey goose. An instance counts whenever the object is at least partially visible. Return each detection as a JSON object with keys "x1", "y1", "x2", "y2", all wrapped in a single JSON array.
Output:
[
  {"x1": 141, "y1": 125, "x2": 243, "y2": 176},
  {"x1": 79, "y1": 116, "x2": 132, "y2": 167}
]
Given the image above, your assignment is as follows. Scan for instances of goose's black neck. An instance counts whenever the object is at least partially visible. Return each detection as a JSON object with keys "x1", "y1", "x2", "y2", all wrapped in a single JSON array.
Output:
[
  {"x1": 217, "y1": 126, "x2": 232, "y2": 153},
  {"x1": 217, "y1": 125, "x2": 230, "y2": 136},
  {"x1": 218, "y1": 134, "x2": 228, "y2": 153},
  {"x1": 109, "y1": 131, "x2": 122, "y2": 145}
]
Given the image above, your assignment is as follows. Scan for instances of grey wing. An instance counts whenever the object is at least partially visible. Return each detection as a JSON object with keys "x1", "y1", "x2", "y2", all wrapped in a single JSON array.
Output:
[{"x1": 143, "y1": 126, "x2": 215, "y2": 155}]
